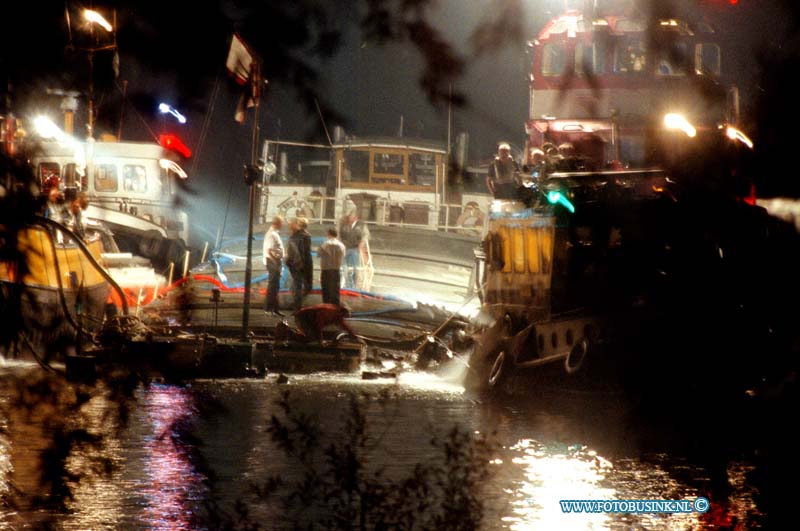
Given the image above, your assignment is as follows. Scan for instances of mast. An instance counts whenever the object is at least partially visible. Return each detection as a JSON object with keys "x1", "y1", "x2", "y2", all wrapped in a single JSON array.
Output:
[
  {"x1": 74, "y1": 8, "x2": 117, "y2": 139},
  {"x1": 241, "y1": 60, "x2": 260, "y2": 339}
]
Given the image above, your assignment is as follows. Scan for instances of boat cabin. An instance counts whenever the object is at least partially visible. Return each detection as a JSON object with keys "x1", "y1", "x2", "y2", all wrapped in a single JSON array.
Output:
[
  {"x1": 31, "y1": 138, "x2": 190, "y2": 244},
  {"x1": 479, "y1": 168, "x2": 671, "y2": 321},
  {"x1": 261, "y1": 137, "x2": 489, "y2": 234},
  {"x1": 526, "y1": 9, "x2": 735, "y2": 168}
]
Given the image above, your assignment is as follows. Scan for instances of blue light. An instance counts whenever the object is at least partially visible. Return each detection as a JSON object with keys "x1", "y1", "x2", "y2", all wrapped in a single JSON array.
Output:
[{"x1": 158, "y1": 102, "x2": 187, "y2": 124}]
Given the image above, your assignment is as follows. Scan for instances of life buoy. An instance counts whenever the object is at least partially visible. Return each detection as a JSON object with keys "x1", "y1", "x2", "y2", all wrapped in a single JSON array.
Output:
[
  {"x1": 565, "y1": 337, "x2": 589, "y2": 374},
  {"x1": 456, "y1": 202, "x2": 484, "y2": 232},
  {"x1": 279, "y1": 201, "x2": 315, "y2": 220},
  {"x1": 541, "y1": 142, "x2": 559, "y2": 157}
]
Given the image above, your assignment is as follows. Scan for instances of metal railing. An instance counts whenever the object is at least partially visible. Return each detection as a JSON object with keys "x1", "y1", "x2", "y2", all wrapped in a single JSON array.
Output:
[{"x1": 265, "y1": 191, "x2": 488, "y2": 234}]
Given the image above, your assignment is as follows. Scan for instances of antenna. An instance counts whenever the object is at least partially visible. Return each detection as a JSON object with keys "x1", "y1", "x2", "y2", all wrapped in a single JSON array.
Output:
[
  {"x1": 74, "y1": 8, "x2": 118, "y2": 138},
  {"x1": 314, "y1": 97, "x2": 333, "y2": 146}
]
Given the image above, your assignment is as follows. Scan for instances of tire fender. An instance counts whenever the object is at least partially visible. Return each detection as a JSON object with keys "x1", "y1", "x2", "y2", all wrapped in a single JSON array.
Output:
[{"x1": 565, "y1": 337, "x2": 589, "y2": 374}]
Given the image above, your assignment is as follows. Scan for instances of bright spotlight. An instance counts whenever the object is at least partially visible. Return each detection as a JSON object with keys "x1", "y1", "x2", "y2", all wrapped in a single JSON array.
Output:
[
  {"x1": 158, "y1": 102, "x2": 187, "y2": 124},
  {"x1": 84, "y1": 9, "x2": 113, "y2": 32},
  {"x1": 725, "y1": 125, "x2": 754, "y2": 149},
  {"x1": 34, "y1": 116, "x2": 66, "y2": 141},
  {"x1": 663, "y1": 113, "x2": 697, "y2": 138}
]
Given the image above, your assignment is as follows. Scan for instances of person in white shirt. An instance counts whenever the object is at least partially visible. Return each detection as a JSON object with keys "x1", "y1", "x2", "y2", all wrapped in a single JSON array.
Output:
[
  {"x1": 317, "y1": 227, "x2": 346, "y2": 305},
  {"x1": 262, "y1": 215, "x2": 285, "y2": 316},
  {"x1": 338, "y1": 209, "x2": 370, "y2": 289}
]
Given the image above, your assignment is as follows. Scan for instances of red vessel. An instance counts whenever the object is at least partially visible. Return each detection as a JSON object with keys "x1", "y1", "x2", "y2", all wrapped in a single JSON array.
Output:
[{"x1": 524, "y1": 6, "x2": 738, "y2": 169}]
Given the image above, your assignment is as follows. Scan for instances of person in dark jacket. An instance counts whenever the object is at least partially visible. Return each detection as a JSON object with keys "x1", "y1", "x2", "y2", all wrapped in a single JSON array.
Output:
[{"x1": 285, "y1": 217, "x2": 313, "y2": 311}]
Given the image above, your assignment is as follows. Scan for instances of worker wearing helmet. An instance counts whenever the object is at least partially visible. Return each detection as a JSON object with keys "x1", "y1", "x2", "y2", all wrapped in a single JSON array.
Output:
[{"x1": 486, "y1": 142, "x2": 520, "y2": 199}]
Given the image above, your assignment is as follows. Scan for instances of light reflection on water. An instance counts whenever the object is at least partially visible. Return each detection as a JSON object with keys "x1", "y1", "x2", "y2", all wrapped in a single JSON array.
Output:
[
  {"x1": 0, "y1": 365, "x2": 763, "y2": 529},
  {"x1": 140, "y1": 384, "x2": 206, "y2": 531},
  {"x1": 505, "y1": 439, "x2": 617, "y2": 530}
]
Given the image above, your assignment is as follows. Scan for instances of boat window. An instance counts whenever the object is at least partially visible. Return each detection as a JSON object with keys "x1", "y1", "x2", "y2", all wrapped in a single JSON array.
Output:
[
  {"x1": 613, "y1": 38, "x2": 647, "y2": 74},
  {"x1": 499, "y1": 226, "x2": 512, "y2": 273},
  {"x1": 526, "y1": 228, "x2": 541, "y2": 273},
  {"x1": 542, "y1": 43, "x2": 567, "y2": 76},
  {"x1": 94, "y1": 164, "x2": 118, "y2": 192},
  {"x1": 512, "y1": 227, "x2": 525, "y2": 273},
  {"x1": 372, "y1": 152, "x2": 405, "y2": 183},
  {"x1": 656, "y1": 42, "x2": 688, "y2": 76},
  {"x1": 343, "y1": 150, "x2": 369, "y2": 183},
  {"x1": 123, "y1": 165, "x2": 147, "y2": 193},
  {"x1": 695, "y1": 43, "x2": 721, "y2": 76},
  {"x1": 540, "y1": 228, "x2": 553, "y2": 274},
  {"x1": 38, "y1": 162, "x2": 60, "y2": 187},
  {"x1": 408, "y1": 152, "x2": 436, "y2": 186},
  {"x1": 575, "y1": 41, "x2": 606, "y2": 75},
  {"x1": 619, "y1": 136, "x2": 646, "y2": 166},
  {"x1": 299, "y1": 162, "x2": 329, "y2": 186}
]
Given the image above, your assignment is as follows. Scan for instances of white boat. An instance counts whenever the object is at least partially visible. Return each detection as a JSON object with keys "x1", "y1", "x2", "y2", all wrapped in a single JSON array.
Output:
[
  {"x1": 213, "y1": 134, "x2": 492, "y2": 311},
  {"x1": 259, "y1": 135, "x2": 491, "y2": 237},
  {"x1": 31, "y1": 135, "x2": 192, "y2": 270}
]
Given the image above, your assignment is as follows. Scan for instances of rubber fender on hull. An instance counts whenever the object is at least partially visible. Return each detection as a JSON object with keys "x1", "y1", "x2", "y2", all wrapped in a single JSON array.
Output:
[
  {"x1": 565, "y1": 337, "x2": 589, "y2": 374},
  {"x1": 464, "y1": 313, "x2": 512, "y2": 393}
]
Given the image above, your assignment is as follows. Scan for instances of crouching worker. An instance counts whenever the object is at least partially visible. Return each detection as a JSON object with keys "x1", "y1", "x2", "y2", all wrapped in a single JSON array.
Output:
[{"x1": 293, "y1": 303, "x2": 357, "y2": 344}]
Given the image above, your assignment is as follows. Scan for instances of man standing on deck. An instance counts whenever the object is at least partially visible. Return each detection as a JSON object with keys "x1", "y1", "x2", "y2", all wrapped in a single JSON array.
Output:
[
  {"x1": 339, "y1": 209, "x2": 370, "y2": 289},
  {"x1": 486, "y1": 142, "x2": 520, "y2": 199},
  {"x1": 318, "y1": 227, "x2": 346, "y2": 306},
  {"x1": 67, "y1": 192, "x2": 89, "y2": 241},
  {"x1": 44, "y1": 186, "x2": 66, "y2": 223},
  {"x1": 285, "y1": 217, "x2": 313, "y2": 311},
  {"x1": 262, "y1": 215, "x2": 285, "y2": 316}
]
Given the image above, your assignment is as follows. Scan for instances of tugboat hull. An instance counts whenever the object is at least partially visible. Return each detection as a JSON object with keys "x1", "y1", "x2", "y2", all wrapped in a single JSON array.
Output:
[{"x1": 0, "y1": 226, "x2": 110, "y2": 361}]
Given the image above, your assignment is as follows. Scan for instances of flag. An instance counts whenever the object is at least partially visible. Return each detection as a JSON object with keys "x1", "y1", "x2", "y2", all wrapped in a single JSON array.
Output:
[
  {"x1": 234, "y1": 61, "x2": 260, "y2": 124},
  {"x1": 227, "y1": 33, "x2": 261, "y2": 123},
  {"x1": 226, "y1": 33, "x2": 253, "y2": 85}
]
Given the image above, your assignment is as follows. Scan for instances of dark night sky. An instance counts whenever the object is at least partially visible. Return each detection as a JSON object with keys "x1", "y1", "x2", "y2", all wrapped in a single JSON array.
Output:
[{"x1": 2, "y1": 0, "x2": 795, "y2": 244}]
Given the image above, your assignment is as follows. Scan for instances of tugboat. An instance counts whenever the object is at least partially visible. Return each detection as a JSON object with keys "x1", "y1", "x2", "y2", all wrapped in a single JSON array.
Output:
[
  {"x1": 463, "y1": 146, "x2": 799, "y2": 404},
  {"x1": 465, "y1": 164, "x2": 663, "y2": 395},
  {"x1": 462, "y1": 4, "x2": 800, "y2": 403}
]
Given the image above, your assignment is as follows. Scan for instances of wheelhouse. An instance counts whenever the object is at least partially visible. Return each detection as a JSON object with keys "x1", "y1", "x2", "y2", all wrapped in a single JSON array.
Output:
[
  {"x1": 31, "y1": 139, "x2": 190, "y2": 242},
  {"x1": 263, "y1": 137, "x2": 480, "y2": 232},
  {"x1": 526, "y1": 10, "x2": 733, "y2": 168}
]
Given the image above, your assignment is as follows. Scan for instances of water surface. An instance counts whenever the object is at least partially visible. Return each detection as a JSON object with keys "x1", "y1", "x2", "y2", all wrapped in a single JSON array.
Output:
[{"x1": 0, "y1": 362, "x2": 765, "y2": 529}]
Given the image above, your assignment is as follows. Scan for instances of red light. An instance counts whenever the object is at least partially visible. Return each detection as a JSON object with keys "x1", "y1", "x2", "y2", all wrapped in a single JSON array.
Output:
[
  {"x1": 158, "y1": 134, "x2": 192, "y2": 158},
  {"x1": 744, "y1": 183, "x2": 757, "y2": 206}
]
